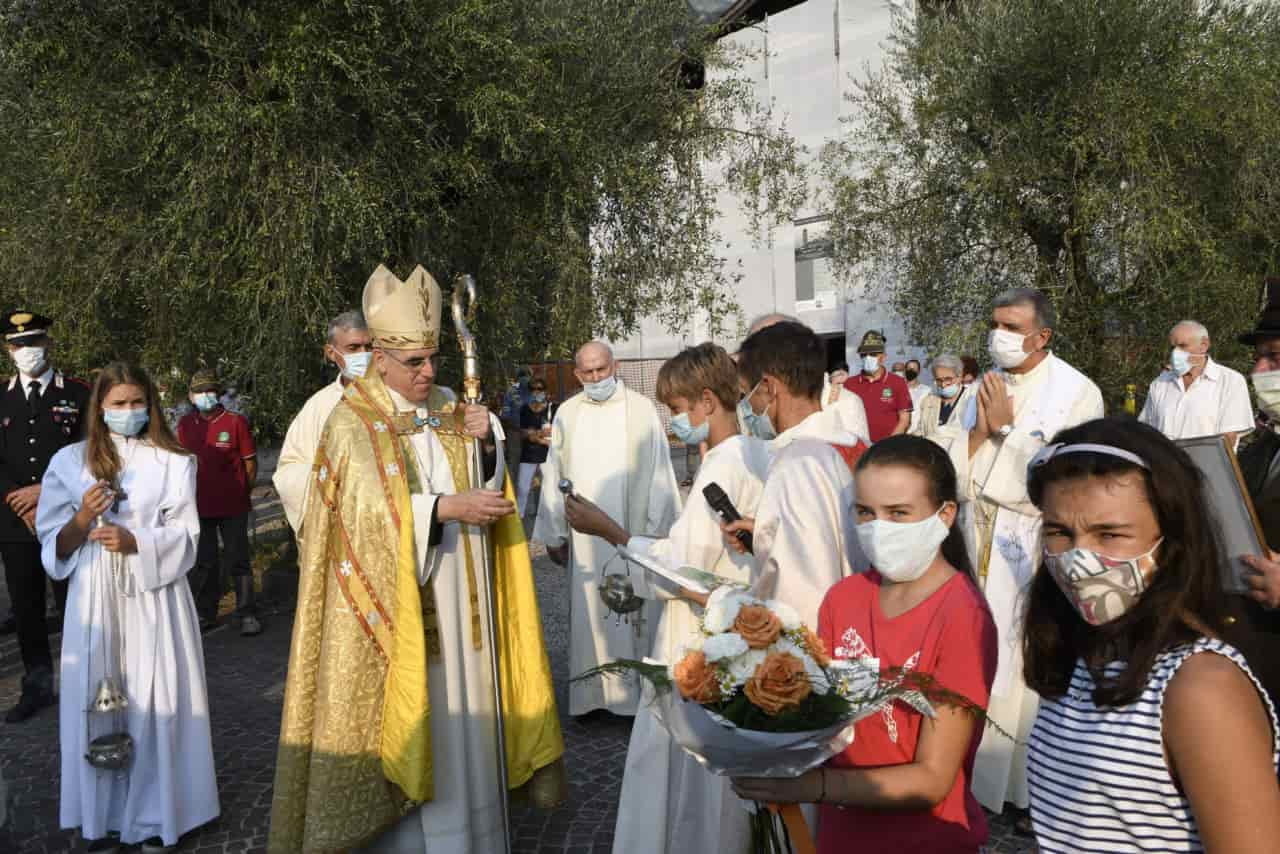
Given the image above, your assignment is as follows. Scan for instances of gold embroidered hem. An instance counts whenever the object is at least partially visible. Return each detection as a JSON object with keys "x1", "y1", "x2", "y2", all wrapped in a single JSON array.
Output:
[{"x1": 267, "y1": 374, "x2": 564, "y2": 853}]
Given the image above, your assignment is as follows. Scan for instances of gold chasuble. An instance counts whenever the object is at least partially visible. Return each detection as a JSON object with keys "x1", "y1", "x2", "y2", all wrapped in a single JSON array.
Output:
[{"x1": 268, "y1": 373, "x2": 565, "y2": 852}]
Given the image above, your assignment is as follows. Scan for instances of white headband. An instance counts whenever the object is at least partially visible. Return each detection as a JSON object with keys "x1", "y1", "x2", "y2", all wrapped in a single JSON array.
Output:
[{"x1": 1028, "y1": 442, "x2": 1150, "y2": 475}]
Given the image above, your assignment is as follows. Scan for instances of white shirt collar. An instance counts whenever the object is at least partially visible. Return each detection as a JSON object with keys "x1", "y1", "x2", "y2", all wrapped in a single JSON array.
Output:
[
  {"x1": 1164, "y1": 356, "x2": 1221, "y2": 384},
  {"x1": 770, "y1": 407, "x2": 858, "y2": 453},
  {"x1": 387, "y1": 387, "x2": 429, "y2": 415},
  {"x1": 19, "y1": 366, "x2": 54, "y2": 395}
]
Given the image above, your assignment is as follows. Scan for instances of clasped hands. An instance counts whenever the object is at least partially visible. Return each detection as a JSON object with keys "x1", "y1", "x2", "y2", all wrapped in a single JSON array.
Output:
[
  {"x1": 437, "y1": 488, "x2": 514, "y2": 527},
  {"x1": 971, "y1": 371, "x2": 1016, "y2": 441},
  {"x1": 77, "y1": 481, "x2": 138, "y2": 554}
]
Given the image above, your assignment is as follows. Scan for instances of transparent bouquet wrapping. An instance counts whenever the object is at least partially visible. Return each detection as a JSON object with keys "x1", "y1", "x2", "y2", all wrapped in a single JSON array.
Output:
[{"x1": 646, "y1": 658, "x2": 921, "y2": 779}]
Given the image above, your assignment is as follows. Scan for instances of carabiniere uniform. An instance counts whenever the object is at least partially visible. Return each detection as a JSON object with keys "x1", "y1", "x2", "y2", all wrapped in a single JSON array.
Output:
[{"x1": 0, "y1": 310, "x2": 90, "y2": 723}]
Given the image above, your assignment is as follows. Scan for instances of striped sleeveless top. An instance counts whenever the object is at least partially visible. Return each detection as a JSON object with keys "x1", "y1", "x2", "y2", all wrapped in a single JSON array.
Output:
[{"x1": 1028, "y1": 638, "x2": 1279, "y2": 852}]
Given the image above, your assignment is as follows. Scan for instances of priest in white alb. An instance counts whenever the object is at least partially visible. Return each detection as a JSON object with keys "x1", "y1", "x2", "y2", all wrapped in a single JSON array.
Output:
[
  {"x1": 533, "y1": 340, "x2": 681, "y2": 716},
  {"x1": 269, "y1": 265, "x2": 564, "y2": 853},
  {"x1": 941, "y1": 288, "x2": 1104, "y2": 815},
  {"x1": 272, "y1": 310, "x2": 372, "y2": 537}
]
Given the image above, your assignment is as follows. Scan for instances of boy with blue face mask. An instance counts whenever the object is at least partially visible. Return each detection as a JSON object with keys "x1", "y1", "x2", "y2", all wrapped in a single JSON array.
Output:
[{"x1": 176, "y1": 368, "x2": 261, "y2": 635}]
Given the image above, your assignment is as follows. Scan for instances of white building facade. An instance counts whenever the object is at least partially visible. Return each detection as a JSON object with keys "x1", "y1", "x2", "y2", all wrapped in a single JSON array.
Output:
[{"x1": 612, "y1": 0, "x2": 927, "y2": 372}]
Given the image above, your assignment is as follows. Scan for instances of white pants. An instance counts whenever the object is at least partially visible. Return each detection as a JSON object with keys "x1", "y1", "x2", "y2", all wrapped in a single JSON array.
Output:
[{"x1": 516, "y1": 463, "x2": 539, "y2": 516}]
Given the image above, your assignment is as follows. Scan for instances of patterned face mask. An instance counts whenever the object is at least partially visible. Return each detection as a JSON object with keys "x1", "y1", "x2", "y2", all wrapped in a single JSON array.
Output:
[{"x1": 1043, "y1": 540, "x2": 1162, "y2": 626}]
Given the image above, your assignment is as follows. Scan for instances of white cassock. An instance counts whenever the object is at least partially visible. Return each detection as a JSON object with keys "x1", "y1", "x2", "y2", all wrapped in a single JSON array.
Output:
[
  {"x1": 37, "y1": 438, "x2": 219, "y2": 846},
  {"x1": 818, "y1": 374, "x2": 871, "y2": 444},
  {"x1": 612, "y1": 434, "x2": 771, "y2": 854},
  {"x1": 943, "y1": 353, "x2": 1103, "y2": 812},
  {"x1": 751, "y1": 412, "x2": 868, "y2": 628},
  {"x1": 532, "y1": 380, "x2": 682, "y2": 716},
  {"x1": 363, "y1": 387, "x2": 510, "y2": 854},
  {"x1": 273, "y1": 377, "x2": 346, "y2": 535}
]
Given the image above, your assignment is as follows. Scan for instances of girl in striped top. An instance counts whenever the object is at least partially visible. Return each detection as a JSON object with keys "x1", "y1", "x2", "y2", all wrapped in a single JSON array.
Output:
[{"x1": 1022, "y1": 418, "x2": 1280, "y2": 852}]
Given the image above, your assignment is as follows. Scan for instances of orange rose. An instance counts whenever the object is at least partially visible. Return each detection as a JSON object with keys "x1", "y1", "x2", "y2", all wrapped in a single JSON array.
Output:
[
  {"x1": 800, "y1": 627, "x2": 831, "y2": 667},
  {"x1": 733, "y1": 604, "x2": 783, "y2": 649},
  {"x1": 744, "y1": 652, "x2": 812, "y2": 714},
  {"x1": 673, "y1": 651, "x2": 720, "y2": 703}
]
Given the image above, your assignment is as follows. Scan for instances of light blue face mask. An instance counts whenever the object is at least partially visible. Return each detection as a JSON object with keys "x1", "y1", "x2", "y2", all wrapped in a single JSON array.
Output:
[
  {"x1": 737, "y1": 381, "x2": 777, "y2": 440},
  {"x1": 531, "y1": 391, "x2": 547, "y2": 403},
  {"x1": 103, "y1": 407, "x2": 149, "y2": 437},
  {"x1": 1170, "y1": 348, "x2": 1193, "y2": 377},
  {"x1": 583, "y1": 374, "x2": 618, "y2": 402},
  {"x1": 671, "y1": 411, "x2": 711, "y2": 446},
  {"x1": 341, "y1": 351, "x2": 372, "y2": 380},
  {"x1": 192, "y1": 392, "x2": 219, "y2": 412},
  {"x1": 938, "y1": 383, "x2": 961, "y2": 399}
]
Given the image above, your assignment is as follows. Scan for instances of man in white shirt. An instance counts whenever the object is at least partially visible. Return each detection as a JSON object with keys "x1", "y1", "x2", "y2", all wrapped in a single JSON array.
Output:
[
  {"x1": 1138, "y1": 319, "x2": 1253, "y2": 446},
  {"x1": 906, "y1": 358, "x2": 931, "y2": 432},
  {"x1": 273, "y1": 310, "x2": 373, "y2": 536}
]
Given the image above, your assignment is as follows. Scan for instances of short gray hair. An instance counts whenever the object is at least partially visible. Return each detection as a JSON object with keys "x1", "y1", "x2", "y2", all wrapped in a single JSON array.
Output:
[
  {"x1": 992, "y1": 287, "x2": 1055, "y2": 329},
  {"x1": 1170, "y1": 320, "x2": 1209, "y2": 343},
  {"x1": 931, "y1": 353, "x2": 963, "y2": 375},
  {"x1": 574, "y1": 340, "x2": 614, "y2": 368},
  {"x1": 327, "y1": 310, "x2": 367, "y2": 344}
]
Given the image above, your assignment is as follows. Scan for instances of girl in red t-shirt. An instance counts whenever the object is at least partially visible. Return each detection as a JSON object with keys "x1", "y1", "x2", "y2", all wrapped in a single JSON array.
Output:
[{"x1": 732, "y1": 435, "x2": 998, "y2": 853}]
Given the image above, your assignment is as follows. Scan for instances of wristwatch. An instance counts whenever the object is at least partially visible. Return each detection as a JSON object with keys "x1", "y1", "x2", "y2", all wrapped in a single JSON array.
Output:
[{"x1": 997, "y1": 424, "x2": 1014, "y2": 439}]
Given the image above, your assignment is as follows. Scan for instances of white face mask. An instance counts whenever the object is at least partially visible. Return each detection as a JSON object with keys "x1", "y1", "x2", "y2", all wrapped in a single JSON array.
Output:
[
  {"x1": 340, "y1": 351, "x2": 371, "y2": 380},
  {"x1": 855, "y1": 510, "x2": 952, "y2": 583},
  {"x1": 988, "y1": 328, "x2": 1033, "y2": 370},
  {"x1": 1253, "y1": 369, "x2": 1280, "y2": 421},
  {"x1": 12, "y1": 346, "x2": 46, "y2": 376},
  {"x1": 1169, "y1": 348, "x2": 1193, "y2": 377},
  {"x1": 583, "y1": 374, "x2": 618, "y2": 402},
  {"x1": 861, "y1": 354, "x2": 881, "y2": 374}
]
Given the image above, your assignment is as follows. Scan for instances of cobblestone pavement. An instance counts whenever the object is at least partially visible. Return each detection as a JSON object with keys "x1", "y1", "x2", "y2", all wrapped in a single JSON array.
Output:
[{"x1": 0, "y1": 452, "x2": 1036, "y2": 853}]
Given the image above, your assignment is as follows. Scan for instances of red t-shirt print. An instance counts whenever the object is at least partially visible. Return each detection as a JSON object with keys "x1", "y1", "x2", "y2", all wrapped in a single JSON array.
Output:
[
  {"x1": 844, "y1": 371, "x2": 913, "y2": 443},
  {"x1": 177, "y1": 409, "x2": 256, "y2": 518},
  {"x1": 817, "y1": 570, "x2": 998, "y2": 854}
]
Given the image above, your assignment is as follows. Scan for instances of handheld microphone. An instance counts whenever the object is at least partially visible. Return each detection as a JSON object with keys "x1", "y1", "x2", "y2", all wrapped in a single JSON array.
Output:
[{"x1": 703, "y1": 482, "x2": 752, "y2": 554}]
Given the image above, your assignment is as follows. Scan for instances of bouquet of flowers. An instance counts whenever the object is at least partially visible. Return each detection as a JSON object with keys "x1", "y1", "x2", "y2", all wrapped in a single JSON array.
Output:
[{"x1": 576, "y1": 588, "x2": 943, "y2": 853}]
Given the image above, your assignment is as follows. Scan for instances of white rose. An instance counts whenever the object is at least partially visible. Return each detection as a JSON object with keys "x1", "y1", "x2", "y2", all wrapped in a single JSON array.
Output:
[
  {"x1": 702, "y1": 632, "x2": 749, "y2": 662},
  {"x1": 727, "y1": 648, "x2": 768, "y2": 688},
  {"x1": 703, "y1": 590, "x2": 753, "y2": 634},
  {"x1": 802, "y1": 653, "x2": 831, "y2": 695},
  {"x1": 765, "y1": 599, "x2": 802, "y2": 631}
]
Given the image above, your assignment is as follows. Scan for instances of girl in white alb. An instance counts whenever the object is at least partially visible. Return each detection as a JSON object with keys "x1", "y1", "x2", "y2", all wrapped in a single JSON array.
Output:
[{"x1": 36, "y1": 363, "x2": 218, "y2": 854}]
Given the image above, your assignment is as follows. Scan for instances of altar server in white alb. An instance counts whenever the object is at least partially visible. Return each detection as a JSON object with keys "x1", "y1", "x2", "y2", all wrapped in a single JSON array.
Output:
[
  {"x1": 533, "y1": 340, "x2": 682, "y2": 715},
  {"x1": 941, "y1": 288, "x2": 1104, "y2": 815},
  {"x1": 37, "y1": 362, "x2": 218, "y2": 853},
  {"x1": 273, "y1": 310, "x2": 372, "y2": 536},
  {"x1": 741, "y1": 312, "x2": 871, "y2": 444},
  {"x1": 727, "y1": 321, "x2": 869, "y2": 627},
  {"x1": 562, "y1": 343, "x2": 769, "y2": 854},
  {"x1": 1138, "y1": 319, "x2": 1254, "y2": 447}
]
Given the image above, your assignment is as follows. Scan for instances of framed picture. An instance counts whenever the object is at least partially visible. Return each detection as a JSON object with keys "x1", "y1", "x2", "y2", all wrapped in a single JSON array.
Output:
[{"x1": 1175, "y1": 434, "x2": 1267, "y2": 593}]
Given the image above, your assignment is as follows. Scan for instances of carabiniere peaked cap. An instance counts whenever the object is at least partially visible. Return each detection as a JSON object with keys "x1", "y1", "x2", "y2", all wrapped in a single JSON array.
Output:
[
  {"x1": 362, "y1": 264, "x2": 442, "y2": 350},
  {"x1": 2, "y1": 309, "x2": 51, "y2": 344},
  {"x1": 1239, "y1": 277, "x2": 1280, "y2": 345}
]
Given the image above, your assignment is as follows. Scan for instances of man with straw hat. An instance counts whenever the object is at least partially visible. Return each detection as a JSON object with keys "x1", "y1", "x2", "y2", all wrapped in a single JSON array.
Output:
[{"x1": 268, "y1": 265, "x2": 564, "y2": 853}]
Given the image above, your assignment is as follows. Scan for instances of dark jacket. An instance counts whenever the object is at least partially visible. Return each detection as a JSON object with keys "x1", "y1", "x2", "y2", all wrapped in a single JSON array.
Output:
[
  {"x1": 0, "y1": 371, "x2": 90, "y2": 543},
  {"x1": 1230, "y1": 430, "x2": 1280, "y2": 704}
]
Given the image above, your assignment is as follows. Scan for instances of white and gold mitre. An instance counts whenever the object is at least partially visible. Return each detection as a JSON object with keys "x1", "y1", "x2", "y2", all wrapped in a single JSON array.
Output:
[{"x1": 362, "y1": 264, "x2": 442, "y2": 350}]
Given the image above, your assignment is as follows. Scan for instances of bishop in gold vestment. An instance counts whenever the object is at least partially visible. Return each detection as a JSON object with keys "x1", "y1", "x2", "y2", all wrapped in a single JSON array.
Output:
[{"x1": 268, "y1": 266, "x2": 564, "y2": 852}]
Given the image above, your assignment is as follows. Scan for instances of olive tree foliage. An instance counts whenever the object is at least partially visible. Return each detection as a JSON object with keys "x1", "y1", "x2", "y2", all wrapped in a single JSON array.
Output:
[
  {"x1": 0, "y1": 0, "x2": 804, "y2": 435},
  {"x1": 822, "y1": 0, "x2": 1280, "y2": 403}
]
